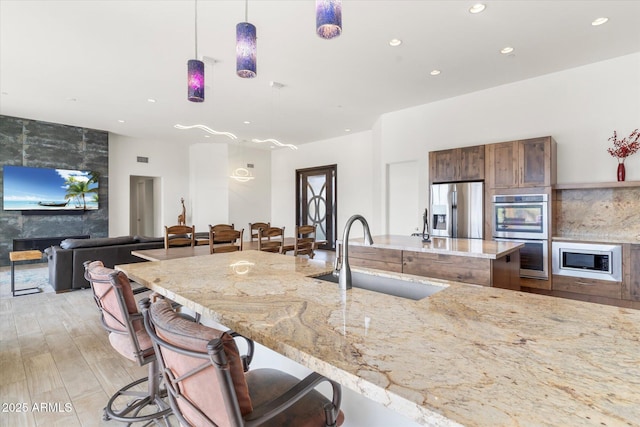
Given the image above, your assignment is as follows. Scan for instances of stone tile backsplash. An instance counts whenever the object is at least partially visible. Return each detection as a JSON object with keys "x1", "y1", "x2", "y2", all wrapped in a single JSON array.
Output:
[{"x1": 554, "y1": 187, "x2": 640, "y2": 243}]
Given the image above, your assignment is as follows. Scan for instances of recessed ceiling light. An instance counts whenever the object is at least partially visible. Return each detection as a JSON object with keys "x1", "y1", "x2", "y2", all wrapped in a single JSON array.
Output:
[
  {"x1": 500, "y1": 46, "x2": 514, "y2": 54},
  {"x1": 430, "y1": 69, "x2": 441, "y2": 76},
  {"x1": 469, "y1": 4, "x2": 486, "y2": 14},
  {"x1": 591, "y1": 17, "x2": 608, "y2": 26},
  {"x1": 204, "y1": 134, "x2": 211, "y2": 138},
  {"x1": 147, "y1": 98, "x2": 157, "y2": 103},
  {"x1": 243, "y1": 121, "x2": 251, "y2": 124},
  {"x1": 389, "y1": 38, "x2": 402, "y2": 47},
  {"x1": 345, "y1": 128, "x2": 351, "y2": 132},
  {"x1": 117, "y1": 119, "x2": 125, "y2": 123}
]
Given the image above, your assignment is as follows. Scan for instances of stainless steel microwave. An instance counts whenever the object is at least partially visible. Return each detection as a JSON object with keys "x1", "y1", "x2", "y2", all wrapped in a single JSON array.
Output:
[{"x1": 552, "y1": 241, "x2": 622, "y2": 282}]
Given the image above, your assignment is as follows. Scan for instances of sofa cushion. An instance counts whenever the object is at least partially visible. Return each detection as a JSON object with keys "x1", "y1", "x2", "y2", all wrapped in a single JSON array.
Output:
[
  {"x1": 61, "y1": 236, "x2": 136, "y2": 249},
  {"x1": 134, "y1": 235, "x2": 164, "y2": 243}
]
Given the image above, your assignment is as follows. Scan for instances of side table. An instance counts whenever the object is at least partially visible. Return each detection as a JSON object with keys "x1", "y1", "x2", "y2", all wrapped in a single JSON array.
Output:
[{"x1": 9, "y1": 250, "x2": 43, "y2": 297}]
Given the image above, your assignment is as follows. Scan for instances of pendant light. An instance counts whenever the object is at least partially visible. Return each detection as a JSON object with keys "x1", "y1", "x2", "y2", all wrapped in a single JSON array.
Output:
[
  {"x1": 316, "y1": 0, "x2": 342, "y2": 39},
  {"x1": 187, "y1": 0, "x2": 204, "y2": 102},
  {"x1": 236, "y1": 0, "x2": 257, "y2": 78}
]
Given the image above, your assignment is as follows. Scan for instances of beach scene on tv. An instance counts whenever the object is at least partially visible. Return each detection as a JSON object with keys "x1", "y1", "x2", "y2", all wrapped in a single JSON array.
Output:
[{"x1": 3, "y1": 165, "x2": 99, "y2": 211}]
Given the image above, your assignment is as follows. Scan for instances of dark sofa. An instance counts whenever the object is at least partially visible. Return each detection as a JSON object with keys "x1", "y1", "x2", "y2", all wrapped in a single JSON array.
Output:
[{"x1": 44, "y1": 235, "x2": 164, "y2": 293}]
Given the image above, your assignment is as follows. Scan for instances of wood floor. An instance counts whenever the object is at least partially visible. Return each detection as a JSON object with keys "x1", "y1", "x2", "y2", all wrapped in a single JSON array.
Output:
[
  {"x1": 0, "y1": 285, "x2": 157, "y2": 427},
  {"x1": 0, "y1": 249, "x2": 337, "y2": 427}
]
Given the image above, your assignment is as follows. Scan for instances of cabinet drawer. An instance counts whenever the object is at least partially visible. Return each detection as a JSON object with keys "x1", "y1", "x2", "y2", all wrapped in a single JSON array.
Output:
[
  {"x1": 403, "y1": 251, "x2": 491, "y2": 286},
  {"x1": 349, "y1": 257, "x2": 403, "y2": 273},
  {"x1": 348, "y1": 246, "x2": 403, "y2": 264},
  {"x1": 552, "y1": 275, "x2": 621, "y2": 299}
]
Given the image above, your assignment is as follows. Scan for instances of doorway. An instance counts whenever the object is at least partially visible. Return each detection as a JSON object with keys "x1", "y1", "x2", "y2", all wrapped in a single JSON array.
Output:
[
  {"x1": 130, "y1": 176, "x2": 156, "y2": 236},
  {"x1": 296, "y1": 165, "x2": 337, "y2": 250}
]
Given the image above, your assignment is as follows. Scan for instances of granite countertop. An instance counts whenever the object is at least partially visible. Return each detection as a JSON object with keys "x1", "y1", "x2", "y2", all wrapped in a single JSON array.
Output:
[
  {"x1": 344, "y1": 235, "x2": 523, "y2": 259},
  {"x1": 552, "y1": 234, "x2": 640, "y2": 245},
  {"x1": 118, "y1": 251, "x2": 640, "y2": 427}
]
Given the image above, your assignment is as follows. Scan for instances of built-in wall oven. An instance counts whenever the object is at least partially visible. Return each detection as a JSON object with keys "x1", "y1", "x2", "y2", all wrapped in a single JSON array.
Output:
[{"x1": 493, "y1": 194, "x2": 549, "y2": 279}]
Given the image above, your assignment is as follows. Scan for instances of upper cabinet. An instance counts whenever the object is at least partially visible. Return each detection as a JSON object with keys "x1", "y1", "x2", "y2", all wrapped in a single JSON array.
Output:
[
  {"x1": 486, "y1": 136, "x2": 556, "y2": 189},
  {"x1": 429, "y1": 145, "x2": 485, "y2": 183}
]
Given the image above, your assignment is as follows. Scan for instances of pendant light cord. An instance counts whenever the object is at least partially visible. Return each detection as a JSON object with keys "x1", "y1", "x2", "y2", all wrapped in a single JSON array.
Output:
[
  {"x1": 194, "y1": 0, "x2": 199, "y2": 58},
  {"x1": 245, "y1": 0, "x2": 248, "y2": 22}
]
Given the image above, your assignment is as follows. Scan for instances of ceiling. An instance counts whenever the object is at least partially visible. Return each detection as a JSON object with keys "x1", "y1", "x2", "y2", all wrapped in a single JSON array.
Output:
[{"x1": 1, "y1": 1, "x2": 639, "y2": 149}]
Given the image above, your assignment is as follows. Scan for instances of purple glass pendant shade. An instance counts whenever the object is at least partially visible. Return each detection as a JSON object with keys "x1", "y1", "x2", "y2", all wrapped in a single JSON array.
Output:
[
  {"x1": 316, "y1": 0, "x2": 342, "y2": 39},
  {"x1": 236, "y1": 22, "x2": 257, "y2": 78},
  {"x1": 187, "y1": 59, "x2": 205, "y2": 102}
]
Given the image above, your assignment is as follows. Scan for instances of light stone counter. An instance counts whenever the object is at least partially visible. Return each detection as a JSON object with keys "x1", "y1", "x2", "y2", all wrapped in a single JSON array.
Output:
[
  {"x1": 344, "y1": 235, "x2": 523, "y2": 259},
  {"x1": 118, "y1": 250, "x2": 640, "y2": 427}
]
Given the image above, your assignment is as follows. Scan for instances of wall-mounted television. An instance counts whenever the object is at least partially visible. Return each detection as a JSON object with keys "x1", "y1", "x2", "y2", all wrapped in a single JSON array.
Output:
[{"x1": 3, "y1": 165, "x2": 99, "y2": 211}]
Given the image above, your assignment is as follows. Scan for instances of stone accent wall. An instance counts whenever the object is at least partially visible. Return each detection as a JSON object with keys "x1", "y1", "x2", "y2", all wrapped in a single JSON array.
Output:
[{"x1": 0, "y1": 115, "x2": 109, "y2": 266}]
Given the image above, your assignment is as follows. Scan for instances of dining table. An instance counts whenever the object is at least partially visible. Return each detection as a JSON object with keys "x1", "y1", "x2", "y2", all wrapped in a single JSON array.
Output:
[{"x1": 131, "y1": 237, "x2": 327, "y2": 262}]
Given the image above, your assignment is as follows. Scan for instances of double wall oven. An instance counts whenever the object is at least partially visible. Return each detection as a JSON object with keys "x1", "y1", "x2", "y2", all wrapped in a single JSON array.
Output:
[{"x1": 492, "y1": 194, "x2": 549, "y2": 279}]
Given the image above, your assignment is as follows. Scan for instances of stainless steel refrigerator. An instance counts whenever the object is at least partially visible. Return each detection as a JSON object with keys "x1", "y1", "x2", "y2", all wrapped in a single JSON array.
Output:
[{"x1": 430, "y1": 182, "x2": 484, "y2": 239}]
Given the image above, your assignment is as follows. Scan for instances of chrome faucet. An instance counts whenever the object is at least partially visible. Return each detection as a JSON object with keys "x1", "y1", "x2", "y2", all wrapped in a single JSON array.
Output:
[{"x1": 333, "y1": 214, "x2": 374, "y2": 290}]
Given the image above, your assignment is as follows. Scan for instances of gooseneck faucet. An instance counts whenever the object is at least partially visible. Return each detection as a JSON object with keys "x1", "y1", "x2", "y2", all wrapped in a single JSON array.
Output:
[{"x1": 333, "y1": 214, "x2": 374, "y2": 290}]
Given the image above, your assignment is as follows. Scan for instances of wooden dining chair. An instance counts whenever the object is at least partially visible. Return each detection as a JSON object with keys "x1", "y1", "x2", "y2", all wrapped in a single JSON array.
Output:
[
  {"x1": 201, "y1": 223, "x2": 235, "y2": 246},
  {"x1": 209, "y1": 228, "x2": 244, "y2": 254},
  {"x1": 248, "y1": 222, "x2": 270, "y2": 242},
  {"x1": 258, "y1": 226, "x2": 285, "y2": 254},
  {"x1": 294, "y1": 224, "x2": 317, "y2": 258},
  {"x1": 164, "y1": 225, "x2": 195, "y2": 249}
]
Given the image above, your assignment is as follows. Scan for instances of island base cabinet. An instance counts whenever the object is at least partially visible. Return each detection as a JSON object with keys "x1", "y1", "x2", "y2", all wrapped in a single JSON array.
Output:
[
  {"x1": 491, "y1": 251, "x2": 521, "y2": 290},
  {"x1": 403, "y1": 251, "x2": 492, "y2": 286},
  {"x1": 342, "y1": 245, "x2": 403, "y2": 273}
]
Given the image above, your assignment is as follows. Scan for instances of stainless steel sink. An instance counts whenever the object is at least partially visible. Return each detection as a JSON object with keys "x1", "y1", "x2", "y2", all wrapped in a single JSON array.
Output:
[{"x1": 313, "y1": 271, "x2": 446, "y2": 301}]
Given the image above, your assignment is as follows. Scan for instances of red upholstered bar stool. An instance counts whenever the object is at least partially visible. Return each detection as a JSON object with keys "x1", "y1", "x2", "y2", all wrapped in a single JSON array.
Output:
[
  {"x1": 140, "y1": 297, "x2": 345, "y2": 427},
  {"x1": 83, "y1": 260, "x2": 172, "y2": 426}
]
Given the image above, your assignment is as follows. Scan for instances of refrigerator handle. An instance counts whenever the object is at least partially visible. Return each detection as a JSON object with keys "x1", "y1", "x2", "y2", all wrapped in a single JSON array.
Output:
[{"x1": 451, "y1": 191, "x2": 457, "y2": 238}]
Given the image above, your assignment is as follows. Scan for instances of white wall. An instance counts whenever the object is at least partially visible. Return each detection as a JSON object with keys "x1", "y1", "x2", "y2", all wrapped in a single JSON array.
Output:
[
  {"x1": 109, "y1": 134, "x2": 191, "y2": 237},
  {"x1": 271, "y1": 131, "x2": 374, "y2": 239},
  {"x1": 270, "y1": 53, "x2": 640, "y2": 239},
  {"x1": 228, "y1": 144, "x2": 271, "y2": 240},
  {"x1": 189, "y1": 143, "x2": 229, "y2": 232}
]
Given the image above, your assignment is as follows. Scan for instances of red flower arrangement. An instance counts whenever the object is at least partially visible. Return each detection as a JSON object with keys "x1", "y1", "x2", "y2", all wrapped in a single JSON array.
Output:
[{"x1": 607, "y1": 128, "x2": 640, "y2": 162}]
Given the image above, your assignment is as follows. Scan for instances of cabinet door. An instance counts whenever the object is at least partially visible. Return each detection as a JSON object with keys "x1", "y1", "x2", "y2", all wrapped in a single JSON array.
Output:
[
  {"x1": 487, "y1": 141, "x2": 518, "y2": 188},
  {"x1": 629, "y1": 245, "x2": 640, "y2": 301},
  {"x1": 519, "y1": 137, "x2": 550, "y2": 187},
  {"x1": 459, "y1": 145, "x2": 485, "y2": 181},
  {"x1": 429, "y1": 149, "x2": 459, "y2": 183}
]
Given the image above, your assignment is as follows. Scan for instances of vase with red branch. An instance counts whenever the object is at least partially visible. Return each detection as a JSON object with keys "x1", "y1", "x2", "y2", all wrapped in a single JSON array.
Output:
[{"x1": 607, "y1": 128, "x2": 639, "y2": 181}]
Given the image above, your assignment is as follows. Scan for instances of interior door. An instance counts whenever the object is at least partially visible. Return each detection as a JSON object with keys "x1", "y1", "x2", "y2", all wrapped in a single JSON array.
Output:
[{"x1": 296, "y1": 165, "x2": 337, "y2": 250}]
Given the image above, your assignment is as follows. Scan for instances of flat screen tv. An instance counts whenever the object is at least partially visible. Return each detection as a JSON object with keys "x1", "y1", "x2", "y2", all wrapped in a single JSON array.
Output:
[{"x1": 3, "y1": 165, "x2": 99, "y2": 211}]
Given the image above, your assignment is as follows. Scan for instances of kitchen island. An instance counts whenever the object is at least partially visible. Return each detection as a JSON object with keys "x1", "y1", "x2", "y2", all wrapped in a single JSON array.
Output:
[
  {"x1": 342, "y1": 235, "x2": 523, "y2": 290},
  {"x1": 117, "y1": 250, "x2": 640, "y2": 427}
]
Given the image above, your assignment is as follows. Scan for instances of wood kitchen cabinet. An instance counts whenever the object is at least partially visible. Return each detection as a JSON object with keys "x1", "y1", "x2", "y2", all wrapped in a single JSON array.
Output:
[
  {"x1": 486, "y1": 137, "x2": 556, "y2": 189},
  {"x1": 340, "y1": 245, "x2": 403, "y2": 273},
  {"x1": 625, "y1": 244, "x2": 640, "y2": 302},
  {"x1": 429, "y1": 145, "x2": 484, "y2": 183},
  {"x1": 552, "y1": 274, "x2": 622, "y2": 299}
]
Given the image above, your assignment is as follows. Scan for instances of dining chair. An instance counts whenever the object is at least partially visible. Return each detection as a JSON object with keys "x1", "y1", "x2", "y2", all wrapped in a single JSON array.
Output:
[
  {"x1": 140, "y1": 297, "x2": 344, "y2": 427},
  {"x1": 258, "y1": 226, "x2": 285, "y2": 254},
  {"x1": 248, "y1": 222, "x2": 270, "y2": 242},
  {"x1": 164, "y1": 224, "x2": 195, "y2": 249},
  {"x1": 294, "y1": 224, "x2": 317, "y2": 258},
  {"x1": 209, "y1": 228, "x2": 244, "y2": 254},
  {"x1": 83, "y1": 260, "x2": 172, "y2": 425}
]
